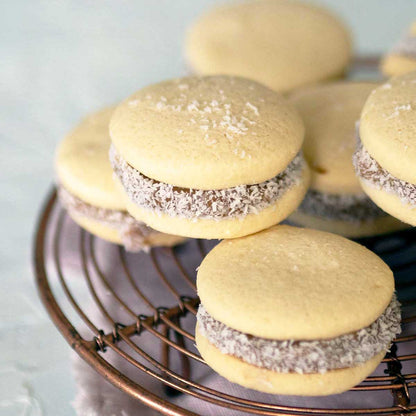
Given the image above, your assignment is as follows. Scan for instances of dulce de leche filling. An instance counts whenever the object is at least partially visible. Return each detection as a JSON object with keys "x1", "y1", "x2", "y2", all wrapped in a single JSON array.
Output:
[
  {"x1": 109, "y1": 145, "x2": 306, "y2": 221},
  {"x1": 298, "y1": 189, "x2": 387, "y2": 223},
  {"x1": 197, "y1": 295, "x2": 401, "y2": 374},
  {"x1": 353, "y1": 138, "x2": 416, "y2": 207},
  {"x1": 58, "y1": 185, "x2": 156, "y2": 252}
]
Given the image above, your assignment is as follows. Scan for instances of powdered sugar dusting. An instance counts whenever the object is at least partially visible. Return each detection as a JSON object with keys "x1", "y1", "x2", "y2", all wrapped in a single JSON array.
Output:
[
  {"x1": 110, "y1": 146, "x2": 305, "y2": 220},
  {"x1": 58, "y1": 185, "x2": 161, "y2": 252},
  {"x1": 197, "y1": 295, "x2": 401, "y2": 374},
  {"x1": 353, "y1": 138, "x2": 416, "y2": 207},
  {"x1": 298, "y1": 190, "x2": 387, "y2": 222}
]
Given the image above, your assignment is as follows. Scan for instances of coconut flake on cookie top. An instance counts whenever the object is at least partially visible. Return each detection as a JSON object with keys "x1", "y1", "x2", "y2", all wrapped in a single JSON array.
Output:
[
  {"x1": 109, "y1": 76, "x2": 304, "y2": 190},
  {"x1": 359, "y1": 72, "x2": 416, "y2": 185}
]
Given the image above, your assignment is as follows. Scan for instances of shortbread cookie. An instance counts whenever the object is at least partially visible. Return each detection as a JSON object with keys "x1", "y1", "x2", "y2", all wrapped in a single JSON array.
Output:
[
  {"x1": 354, "y1": 73, "x2": 416, "y2": 226},
  {"x1": 288, "y1": 82, "x2": 406, "y2": 237},
  {"x1": 196, "y1": 225, "x2": 401, "y2": 395},
  {"x1": 55, "y1": 107, "x2": 185, "y2": 251},
  {"x1": 110, "y1": 76, "x2": 310, "y2": 239},
  {"x1": 185, "y1": 0, "x2": 351, "y2": 93}
]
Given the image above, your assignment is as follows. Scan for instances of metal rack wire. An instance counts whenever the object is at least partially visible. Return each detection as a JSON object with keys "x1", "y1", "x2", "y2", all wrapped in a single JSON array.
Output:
[{"x1": 33, "y1": 189, "x2": 416, "y2": 415}]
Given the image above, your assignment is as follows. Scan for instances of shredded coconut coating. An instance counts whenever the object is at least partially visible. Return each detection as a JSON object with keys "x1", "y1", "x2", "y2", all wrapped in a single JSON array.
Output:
[
  {"x1": 197, "y1": 295, "x2": 401, "y2": 374},
  {"x1": 58, "y1": 186, "x2": 156, "y2": 252},
  {"x1": 298, "y1": 189, "x2": 387, "y2": 223},
  {"x1": 110, "y1": 146, "x2": 305, "y2": 220},
  {"x1": 353, "y1": 139, "x2": 416, "y2": 207},
  {"x1": 392, "y1": 35, "x2": 416, "y2": 58}
]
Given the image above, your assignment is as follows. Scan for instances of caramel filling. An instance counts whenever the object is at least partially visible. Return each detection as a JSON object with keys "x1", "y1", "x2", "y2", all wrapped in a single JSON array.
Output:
[
  {"x1": 110, "y1": 146, "x2": 306, "y2": 220},
  {"x1": 298, "y1": 189, "x2": 387, "y2": 223},
  {"x1": 353, "y1": 138, "x2": 416, "y2": 207},
  {"x1": 58, "y1": 185, "x2": 155, "y2": 252},
  {"x1": 197, "y1": 295, "x2": 401, "y2": 374}
]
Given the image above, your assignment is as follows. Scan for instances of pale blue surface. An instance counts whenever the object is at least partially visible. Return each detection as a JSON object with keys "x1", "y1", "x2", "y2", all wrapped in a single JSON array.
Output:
[{"x1": 1, "y1": 1, "x2": 415, "y2": 415}]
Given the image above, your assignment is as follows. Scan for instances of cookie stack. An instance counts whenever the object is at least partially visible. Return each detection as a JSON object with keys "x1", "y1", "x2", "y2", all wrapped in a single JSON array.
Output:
[
  {"x1": 196, "y1": 225, "x2": 401, "y2": 395},
  {"x1": 354, "y1": 72, "x2": 416, "y2": 227},
  {"x1": 53, "y1": 0, "x2": 413, "y2": 399},
  {"x1": 109, "y1": 76, "x2": 310, "y2": 239}
]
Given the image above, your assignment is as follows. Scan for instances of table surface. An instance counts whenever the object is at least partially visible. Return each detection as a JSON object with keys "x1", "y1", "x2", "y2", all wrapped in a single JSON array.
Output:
[{"x1": 2, "y1": 1, "x2": 416, "y2": 415}]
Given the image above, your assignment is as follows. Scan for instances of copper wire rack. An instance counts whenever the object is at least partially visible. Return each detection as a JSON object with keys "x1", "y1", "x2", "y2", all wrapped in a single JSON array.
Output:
[{"x1": 33, "y1": 188, "x2": 416, "y2": 415}]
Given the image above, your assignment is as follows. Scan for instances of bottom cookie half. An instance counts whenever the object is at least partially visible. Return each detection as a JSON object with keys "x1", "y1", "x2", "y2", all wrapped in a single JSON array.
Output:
[
  {"x1": 288, "y1": 210, "x2": 408, "y2": 238},
  {"x1": 70, "y1": 213, "x2": 185, "y2": 250},
  {"x1": 360, "y1": 180, "x2": 416, "y2": 227},
  {"x1": 195, "y1": 327, "x2": 386, "y2": 396}
]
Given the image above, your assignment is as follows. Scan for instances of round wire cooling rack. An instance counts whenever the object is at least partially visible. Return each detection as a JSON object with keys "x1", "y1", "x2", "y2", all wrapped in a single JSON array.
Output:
[{"x1": 33, "y1": 188, "x2": 416, "y2": 416}]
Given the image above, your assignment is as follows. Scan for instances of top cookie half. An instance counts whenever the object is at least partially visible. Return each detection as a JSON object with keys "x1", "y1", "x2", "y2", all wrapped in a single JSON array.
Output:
[
  {"x1": 55, "y1": 107, "x2": 123, "y2": 210},
  {"x1": 110, "y1": 76, "x2": 304, "y2": 190}
]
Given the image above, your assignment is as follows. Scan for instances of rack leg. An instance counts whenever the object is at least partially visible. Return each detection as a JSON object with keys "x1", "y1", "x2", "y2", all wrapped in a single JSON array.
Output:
[
  {"x1": 160, "y1": 318, "x2": 191, "y2": 397},
  {"x1": 385, "y1": 343, "x2": 411, "y2": 411}
]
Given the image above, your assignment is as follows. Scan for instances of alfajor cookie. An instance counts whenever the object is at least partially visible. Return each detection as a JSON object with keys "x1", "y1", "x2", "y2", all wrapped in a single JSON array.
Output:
[
  {"x1": 55, "y1": 107, "x2": 185, "y2": 251},
  {"x1": 354, "y1": 73, "x2": 416, "y2": 226},
  {"x1": 381, "y1": 21, "x2": 416, "y2": 77},
  {"x1": 288, "y1": 82, "x2": 406, "y2": 237},
  {"x1": 196, "y1": 225, "x2": 401, "y2": 396},
  {"x1": 185, "y1": 0, "x2": 351, "y2": 93},
  {"x1": 109, "y1": 76, "x2": 310, "y2": 239}
]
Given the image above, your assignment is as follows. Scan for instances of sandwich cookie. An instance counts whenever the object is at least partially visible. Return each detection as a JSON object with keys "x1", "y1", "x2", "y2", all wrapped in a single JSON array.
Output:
[
  {"x1": 185, "y1": 0, "x2": 351, "y2": 93},
  {"x1": 381, "y1": 21, "x2": 416, "y2": 77},
  {"x1": 288, "y1": 82, "x2": 406, "y2": 237},
  {"x1": 196, "y1": 225, "x2": 401, "y2": 396},
  {"x1": 354, "y1": 73, "x2": 416, "y2": 226},
  {"x1": 55, "y1": 107, "x2": 185, "y2": 251},
  {"x1": 109, "y1": 76, "x2": 310, "y2": 239}
]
